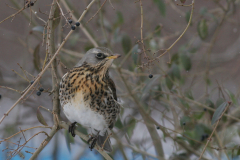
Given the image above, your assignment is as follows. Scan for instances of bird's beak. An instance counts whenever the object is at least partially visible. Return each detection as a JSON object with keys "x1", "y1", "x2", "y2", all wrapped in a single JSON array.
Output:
[{"x1": 107, "y1": 54, "x2": 121, "y2": 59}]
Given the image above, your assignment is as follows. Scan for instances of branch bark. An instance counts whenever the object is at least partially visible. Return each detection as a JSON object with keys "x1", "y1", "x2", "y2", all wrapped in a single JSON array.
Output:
[
  {"x1": 59, "y1": 121, "x2": 113, "y2": 160},
  {"x1": 30, "y1": 1, "x2": 60, "y2": 158},
  {"x1": 29, "y1": 126, "x2": 58, "y2": 160}
]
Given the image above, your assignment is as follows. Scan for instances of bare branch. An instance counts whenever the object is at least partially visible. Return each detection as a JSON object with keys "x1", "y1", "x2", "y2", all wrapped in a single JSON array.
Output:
[{"x1": 86, "y1": 0, "x2": 107, "y2": 24}]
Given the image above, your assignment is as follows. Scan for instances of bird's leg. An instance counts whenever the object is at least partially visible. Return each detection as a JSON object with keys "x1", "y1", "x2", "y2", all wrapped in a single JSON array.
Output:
[
  {"x1": 88, "y1": 131, "x2": 100, "y2": 151},
  {"x1": 87, "y1": 135, "x2": 94, "y2": 144},
  {"x1": 68, "y1": 122, "x2": 77, "y2": 137},
  {"x1": 89, "y1": 138, "x2": 97, "y2": 151}
]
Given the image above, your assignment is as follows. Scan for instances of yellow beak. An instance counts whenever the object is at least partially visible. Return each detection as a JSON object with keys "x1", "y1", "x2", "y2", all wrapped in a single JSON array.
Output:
[{"x1": 107, "y1": 54, "x2": 121, "y2": 59}]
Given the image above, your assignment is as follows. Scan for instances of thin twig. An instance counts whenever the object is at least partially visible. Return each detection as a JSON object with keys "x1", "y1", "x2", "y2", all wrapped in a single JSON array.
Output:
[
  {"x1": 0, "y1": 8, "x2": 24, "y2": 24},
  {"x1": 86, "y1": 0, "x2": 107, "y2": 24},
  {"x1": 0, "y1": 0, "x2": 38, "y2": 25},
  {"x1": 139, "y1": 0, "x2": 148, "y2": 58},
  {"x1": 5, "y1": 3, "x2": 18, "y2": 10},
  {"x1": 0, "y1": 139, "x2": 37, "y2": 149},
  {"x1": 56, "y1": 1, "x2": 69, "y2": 23},
  {"x1": 141, "y1": 0, "x2": 195, "y2": 67},
  {"x1": 32, "y1": 10, "x2": 47, "y2": 23},
  {"x1": 108, "y1": 0, "x2": 115, "y2": 10},
  {"x1": 160, "y1": 91, "x2": 240, "y2": 122},
  {"x1": 39, "y1": 106, "x2": 52, "y2": 113},
  {"x1": 0, "y1": 86, "x2": 22, "y2": 93},
  {"x1": 17, "y1": 63, "x2": 29, "y2": 81},
  {"x1": 101, "y1": 133, "x2": 112, "y2": 150},
  {"x1": 13, "y1": 131, "x2": 49, "y2": 158},
  {"x1": 19, "y1": 127, "x2": 27, "y2": 142},
  {"x1": 1, "y1": 126, "x2": 51, "y2": 142},
  {"x1": 12, "y1": 69, "x2": 29, "y2": 82}
]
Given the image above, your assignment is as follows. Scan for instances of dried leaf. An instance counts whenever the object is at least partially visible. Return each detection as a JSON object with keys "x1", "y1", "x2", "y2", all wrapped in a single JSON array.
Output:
[
  {"x1": 211, "y1": 102, "x2": 228, "y2": 125},
  {"x1": 33, "y1": 44, "x2": 41, "y2": 71},
  {"x1": 37, "y1": 107, "x2": 48, "y2": 126}
]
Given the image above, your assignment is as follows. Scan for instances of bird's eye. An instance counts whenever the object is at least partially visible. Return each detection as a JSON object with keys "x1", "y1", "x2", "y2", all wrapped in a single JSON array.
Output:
[{"x1": 96, "y1": 53, "x2": 105, "y2": 59}]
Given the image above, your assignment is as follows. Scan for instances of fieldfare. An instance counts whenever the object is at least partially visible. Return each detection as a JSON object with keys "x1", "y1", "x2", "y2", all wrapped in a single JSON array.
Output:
[{"x1": 59, "y1": 47, "x2": 121, "y2": 152}]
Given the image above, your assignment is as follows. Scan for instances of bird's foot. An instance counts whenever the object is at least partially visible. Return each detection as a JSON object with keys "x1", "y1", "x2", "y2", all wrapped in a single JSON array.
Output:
[
  {"x1": 87, "y1": 135, "x2": 98, "y2": 151},
  {"x1": 68, "y1": 122, "x2": 77, "y2": 137}
]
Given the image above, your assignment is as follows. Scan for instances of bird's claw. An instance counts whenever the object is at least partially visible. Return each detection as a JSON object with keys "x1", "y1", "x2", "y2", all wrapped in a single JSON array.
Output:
[
  {"x1": 87, "y1": 135, "x2": 97, "y2": 151},
  {"x1": 68, "y1": 122, "x2": 77, "y2": 137}
]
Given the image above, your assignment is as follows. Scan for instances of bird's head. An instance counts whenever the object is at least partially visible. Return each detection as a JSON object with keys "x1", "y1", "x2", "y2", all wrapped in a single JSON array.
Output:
[{"x1": 75, "y1": 47, "x2": 121, "y2": 72}]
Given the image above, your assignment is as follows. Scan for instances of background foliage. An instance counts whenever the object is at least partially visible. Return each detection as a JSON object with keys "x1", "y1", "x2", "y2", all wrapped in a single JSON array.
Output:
[{"x1": 0, "y1": 0, "x2": 240, "y2": 159}]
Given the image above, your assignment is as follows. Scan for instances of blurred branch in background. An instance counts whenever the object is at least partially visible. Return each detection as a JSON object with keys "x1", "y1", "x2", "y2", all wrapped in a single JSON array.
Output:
[{"x1": 0, "y1": 0, "x2": 240, "y2": 159}]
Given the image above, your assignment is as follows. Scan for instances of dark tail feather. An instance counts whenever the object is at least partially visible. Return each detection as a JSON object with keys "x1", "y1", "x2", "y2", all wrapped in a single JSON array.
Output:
[{"x1": 97, "y1": 131, "x2": 112, "y2": 152}]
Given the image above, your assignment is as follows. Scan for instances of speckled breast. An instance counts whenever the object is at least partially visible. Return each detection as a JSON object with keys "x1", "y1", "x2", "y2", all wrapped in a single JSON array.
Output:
[{"x1": 59, "y1": 65, "x2": 120, "y2": 128}]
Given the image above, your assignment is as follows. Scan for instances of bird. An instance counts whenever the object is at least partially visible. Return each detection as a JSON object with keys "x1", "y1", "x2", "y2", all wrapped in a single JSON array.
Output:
[{"x1": 59, "y1": 47, "x2": 121, "y2": 152}]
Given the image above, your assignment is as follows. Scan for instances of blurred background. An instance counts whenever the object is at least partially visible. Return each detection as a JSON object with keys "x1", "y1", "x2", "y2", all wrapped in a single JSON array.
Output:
[{"x1": 1, "y1": 0, "x2": 240, "y2": 159}]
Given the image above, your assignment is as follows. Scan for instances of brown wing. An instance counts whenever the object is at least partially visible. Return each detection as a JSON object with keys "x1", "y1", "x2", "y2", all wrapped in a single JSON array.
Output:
[
  {"x1": 108, "y1": 77, "x2": 117, "y2": 101},
  {"x1": 107, "y1": 77, "x2": 120, "y2": 130}
]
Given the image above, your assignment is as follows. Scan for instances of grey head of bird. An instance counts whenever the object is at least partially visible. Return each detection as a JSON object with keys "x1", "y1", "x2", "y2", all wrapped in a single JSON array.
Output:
[{"x1": 75, "y1": 47, "x2": 121, "y2": 72}]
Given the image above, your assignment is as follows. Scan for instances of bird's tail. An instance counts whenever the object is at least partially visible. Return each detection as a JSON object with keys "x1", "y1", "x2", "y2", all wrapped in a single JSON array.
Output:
[{"x1": 97, "y1": 131, "x2": 112, "y2": 152}]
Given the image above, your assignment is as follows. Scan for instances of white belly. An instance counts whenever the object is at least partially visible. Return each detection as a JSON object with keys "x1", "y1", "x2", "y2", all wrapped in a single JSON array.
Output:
[{"x1": 62, "y1": 91, "x2": 107, "y2": 131}]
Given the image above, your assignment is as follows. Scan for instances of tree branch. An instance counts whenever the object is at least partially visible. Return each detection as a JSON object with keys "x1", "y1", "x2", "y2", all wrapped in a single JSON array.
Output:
[
  {"x1": 29, "y1": 125, "x2": 58, "y2": 160},
  {"x1": 59, "y1": 121, "x2": 113, "y2": 160},
  {"x1": 30, "y1": 1, "x2": 60, "y2": 158}
]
